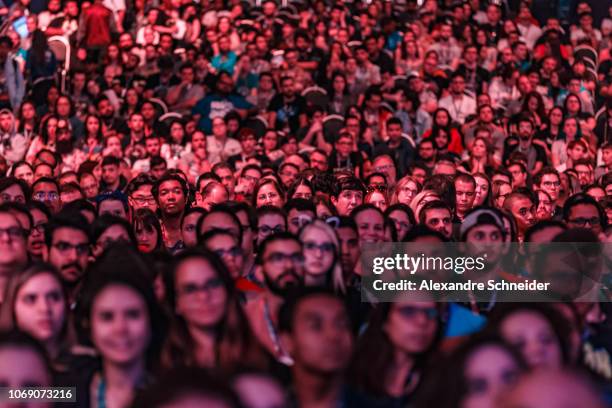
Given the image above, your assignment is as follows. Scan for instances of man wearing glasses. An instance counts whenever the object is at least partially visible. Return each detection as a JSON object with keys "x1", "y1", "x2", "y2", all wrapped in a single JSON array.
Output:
[
  {"x1": 534, "y1": 167, "x2": 563, "y2": 217},
  {"x1": 0, "y1": 209, "x2": 28, "y2": 301},
  {"x1": 245, "y1": 231, "x2": 304, "y2": 364},
  {"x1": 563, "y1": 193, "x2": 606, "y2": 236},
  {"x1": 31, "y1": 177, "x2": 61, "y2": 214},
  {"x1": 126, "y1": 174, "x2": 157, "y2": 213}
]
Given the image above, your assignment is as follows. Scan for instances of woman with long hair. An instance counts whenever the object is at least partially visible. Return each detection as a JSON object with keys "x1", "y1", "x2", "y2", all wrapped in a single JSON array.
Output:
[
  {"x1": 538, "y1": 106, "x2": 564, "y2": 147},
  {"x1": 253, "y1": 178, "x2": 285, "y2": 208},
  {"x1": 26, "y1": 30, "x2": 57, "y2": 81},
  {"x1": 286, "y1": 177, "x2": 313, "y2": 201},
  {"x1": 327, "y1": 71, "x2": 354, "y2": 116},
  {"x1": 81, "y1": 114, "x2": 104, "y2": 161},
  {"x1": 385, "y1": 203, "x2": 416, "y2": 241},
  {"x1": 17, "y1": 100, "x2": 38, "y2": 141},
  {"x1": 473, "y1": 173, "x2": 492, "y2": 207},
  {"x1": 161, "y1": 249, "x2": 267, "y2": 372},
  {"x1": 414, "y1": 334, "x2": 526, "y2": 408},
  {"x1": 0, "y1": 263, "x2": 72, "y2": 367},
  {"x1": 349, "y1": 292, "x2": 444, "y2": 406},
  {"x1": 391, "y1": 176, "x2": 422, "y2": 206},
  {"x1": 299, "y1": 220, "x2": 345, "y2": 293},
  {"x1": 395, "y1": 33, "x2": 423, "y2": 75},
  {"x1": 422, "y1": 108, "x2": 464, "y2": 155},
  {"x1": 73, "y1": 248, "x2": 166, "y2": 407},
  {"x1": 133, "y1": 208, "x2": 165, "y2": 254},
  {"x1": 120, "y1": 88, "x2": 143, "y2": 118},
  {"x1": 462, "y1": 136, "x2": 497, "y2": 175},
  {"x1": 26, "y1": 115, "x2": 58, "y2": 162},
  {"x1": 10, "y1": 160, "x2": 34, "y2": 186},
  {"x1": 552, "y1": 117, "x2": 583, "y2": 169}
]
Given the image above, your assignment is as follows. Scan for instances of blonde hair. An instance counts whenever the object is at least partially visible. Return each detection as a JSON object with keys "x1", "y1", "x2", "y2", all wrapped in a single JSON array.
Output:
[
  {"x1": 298, "y1": 219, "x2": 346, "y2": 294},
  {"x1": 390, "y1": 175, "x2": 422, "y2": 205},
  {"x1": 410, "y1": 190, "x2": 440, "y2": 221}
]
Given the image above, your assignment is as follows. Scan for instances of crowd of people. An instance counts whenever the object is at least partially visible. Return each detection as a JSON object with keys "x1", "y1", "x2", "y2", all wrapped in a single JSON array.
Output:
[{"x1": 0, "y1": 0, "x2": 610, "y2": 406}]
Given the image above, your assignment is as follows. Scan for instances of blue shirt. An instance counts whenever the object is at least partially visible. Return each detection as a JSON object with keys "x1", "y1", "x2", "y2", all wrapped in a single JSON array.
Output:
[{"x1": 192, "y1": 93, "x2": 252, "y2": 133}]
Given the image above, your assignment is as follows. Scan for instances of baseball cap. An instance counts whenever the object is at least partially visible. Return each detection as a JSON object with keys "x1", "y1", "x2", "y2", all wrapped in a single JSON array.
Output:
[{"x1": 460, "y1": 207, "x2": 504, "y2": 241}]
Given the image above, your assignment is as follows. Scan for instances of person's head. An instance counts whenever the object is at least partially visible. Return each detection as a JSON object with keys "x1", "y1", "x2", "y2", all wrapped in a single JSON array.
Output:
[
  {"x1": 352, "y1": 204, "x2": 385, "y2": 247},
  {"x1": 197, "y1": 181, "x2": 229, "y2": 211},
  {"x1": 0, "y1": 263, "x2": 67, "y2": 349},
  {"x1": 200, "y1": 229, "x2": 244, "y2": 280},
  {"x1": 299, "y1": 220, "x2": 341, "y2": 289},
  {"x1": 503, "y1": 191, "x2": 535, "y2": 236},
  {"x1": 487, "y1": 303, "x2": 570, "y2": 369},
  {"x1": 212, "y1": 162, "x2": 235, "y2": 196},
  {"x1": 75, "y1": 250, "x2": 164, "y2": 369},
  {"x1": 573, "y1": 158, "x2": 594, "y2": 187},
  {"x1": 517, "y1": 115, "x2": 535, "y2": 142},
  {"x1": 97, "y1": 191, "x2": 129, "y2": 220},
  {"x1": 279, "y1": 288, "x2": 353, "y2": 375},
  {"x1": 100, "y1": 156, "x2": 121, "y2": 189},
  {"x1": 334, "y1": 132, "x2": 353, "y2": 158},
  {"x1": 393, "y1": 175, "x2": 422, "y2": 206},
  {"x1": 284, "y1": 198, "x2": 315, "y2": 236},
  {"x1": 331, "y1": 177, "x2": 365, "y2": 216},
  {"x1": 534, "y1": 168, "x2": 561, "y2": 202},
  {"x1": 420, "y1": 200, "x2": 453, "y2": 239},
  {"x1": 255, "y1": 205, "x2": 286, "y2": 248},
  {"x1": 536, "y1": 190, "x2": 555, "y2": 221},
  {"x1": 0, "y1": 331, "x2": 53, "y2": 393},
  {"x1": 43, "y1": 213, "x2": 90, "y2": 285},
  {"x1": 415, "y1": 333, "x2": 525, "y2": 408},
  {"x1": 90, "y1": 214, "x2": 136, "y2": 259},
  {"x1": 197, "y1": 208, "x2": 242, "y2": 246},
  {"x1": 473, "y1": 173, "x2": 491, "y2": 207},
  {"x1": 253, "y1": 178, "x2": 285, "y2": 208},
  {"x1": 126, "y1": 174, "x2": 157, "y2": 213},
  {"x1": 26, "y1": 201, "x2": 50, "y2": 259},
  {"x1": 372, "y1": 155, "x2": 397, "y2": 187},
  {"x1": 10, "y1": 162, "x2": 34, "y2": 186},
  {"x1": 562, "y1": 193, "x2": 606, "y2": 235},
  {"x1": 180, "y1": 207, "x2": 206, "y2": 249},
  {"x1": 454, "y1": 174, "x2": 476, "y2": 217},
  {"x1": 385, "y1": 204, "x2": 415, "y2": 241},
  {"x1": 524, "y1": 220, "x2": 567, "y2": 244},
  {"x1": 507, "y1": 161, "x2": 528, "y2": 188},
  {"x1": 133, "y1": 208, "x2": 163, "y2": 254},
  {"x1": 0, "y1": 177, "x2": 29, "y2": 206},
  {"x1": 31, "y1": 177, "x2": 60, "y2": 214},
  {"x1": 152, "y1": 174, "x2": 188, "y2": 218},
  {"x1": 257, "y1": 232, "x2": 304, "y2": 296}
]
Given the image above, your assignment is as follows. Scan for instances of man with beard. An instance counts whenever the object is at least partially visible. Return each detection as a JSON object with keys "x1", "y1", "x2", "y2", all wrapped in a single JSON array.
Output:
[
  {"x1": 95, "y1": 95, "x2": 128, "y2": 135},
  {"x1": 153, "y1": 174, "x2": 188, "y2": 253},
  {"x1": 244, "y1": 232, "x2": 304, "y2": 364},
  {"x1": 267, "y1": 76, "x2": 307, "y2": 134},
  {"x1": 278, "y1": 288, "x2": 354, "y2": 407},
  {"x1": 55, "y1": 119, "x2": 86, "y2": 173},
  {"x1": 43, "y1": 212, "x2": 90, "y2": 306},
  {"x1": 458, "y1": 207, "x2": 508, "y2": 313},
  {"x1": 0, "y1": 209, "x2": 28, "y2": 302},
  {"x1": 504, "y1": 116, "x2": 546, "y2": 176}
]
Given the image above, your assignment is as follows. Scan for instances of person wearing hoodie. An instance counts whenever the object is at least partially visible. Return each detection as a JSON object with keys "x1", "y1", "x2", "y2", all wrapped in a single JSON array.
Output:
[
  {"x1": 0, "y1": 36, "x2": 25, "y2": 111},
  {"x1": 0, "y1": 109, "x2": 27, "y2": 165}
]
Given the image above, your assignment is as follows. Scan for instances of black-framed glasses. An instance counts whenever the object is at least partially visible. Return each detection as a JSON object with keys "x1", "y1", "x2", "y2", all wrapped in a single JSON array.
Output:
[
  {"x1": 303, "y1": 241, "x2": 335, "y2": 253},
  {"x1": 569, "y1": 217, "x2": 600, "y2": 227},
  {"x1": 178, "y1": 278, "x2": 224, "y2": 297},
  {"x1": 264, "y1": 252, "x2": 304, "y2": 265}
]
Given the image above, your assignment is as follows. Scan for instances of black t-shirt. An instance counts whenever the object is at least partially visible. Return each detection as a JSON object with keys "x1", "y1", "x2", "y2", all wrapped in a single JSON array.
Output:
[{"x1": 267, "y1": 94, "x2": 306, "y2": 134}]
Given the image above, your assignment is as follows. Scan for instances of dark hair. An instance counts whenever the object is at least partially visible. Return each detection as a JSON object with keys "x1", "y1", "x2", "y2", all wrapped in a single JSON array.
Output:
[
  {"x1": 418, "y1": 200, "x2": 451, "y2": 224},
  {"x1": 133, "y1": 208, "x2": 164, "y2": 252},
  {"x1": 0, "y1": 177, "x2": 30, "y2": 200},
  {"x1": 385, "y1": 203, "x2": 416, "y2": 226},
  {"x1": 75, "y1": 246, "x2": 166, "y2": 369},
  {"x1": 126, "y1": 174, "x2": 156, "y2": 197},
  {"x1": 278, "y1": 287, "x2": 348, "y2": 334},
  {"x1": 44, "y1": 212, "x2": 90, "y2": 247},
  {"x1": 284, "y1": 198, "x2": 316, "y2": 215},
  {"x1": 524, "y1": 219, "x2": 568, "y2": 242},
  {"x1": 162, "y1": 249, "x2": 265, "y2": 372},
  {"x1": 252, "y1": 178, "x2": 285, "y2": 208},
  {"x1": 152, "y1": 174, "x2": 189, "y2": 200},
  {"x1": 196, "y1": 207, "x2": 243, "y2": 244},
  {"x1": 331, "y1": 177, "x2": 366, "y2": 199},
  {"x1": 256, "y1": 231, "x2": 300, "y2": 265},
  {"x1": 90, "y1": 214, "x2": 137, "y2": 247},
  {"x1": 403, "y1": 225, "x2": 450, "y2": 242},
  {"x1": 286, "y1": 177, "x2": 313, "y2": 200},
  {"x1": 132, "y1": 366, "x2": 242, "y2": 408},
  {"x1": 562, "y1": 193, "x2": 606, "y2": 227}
]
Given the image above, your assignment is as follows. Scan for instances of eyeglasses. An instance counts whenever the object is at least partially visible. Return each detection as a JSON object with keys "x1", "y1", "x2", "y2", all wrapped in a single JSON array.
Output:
[
  {"x1": 399, "y1": 187, "x2": 418, "y2": 196},
  {"x1": 542, "y1": 181, "x2": 561, "y2": 188},
  {"x1": 52, "y1": 241, "x2": 89, "y2": 256},
  {"x1": 303, "y1": 241, "x2": 335, "y2": 253},
  {"x1": 178, "y1": 278, "x2": 224, "y2": 297},
  {"x1": 373, "y1": 164, "x2": 394, "y2": 172},
  {"x1": 258, "y1": 225, "x2": 284, "y2": 234},
  {"x1": 396, "y1": 305, "x2": 439, "y2": 320},
  {"x1": 242, "y1": 174, "x2": 259, "y2": 183},
  {"x1": 213, "y1": 246, "x2": 243, "y2": 258},
  {"x1": 0, "y1": 226, "x2": 25, "y2": 239},
  {"x1": 33, "y1": 191, "x2": 59, "y2": 201},
  {"x1": 31, "y1": 223, "x2": 47, "y2": 235},
  {"x1": 131, "y1": 195, "x2": 156, "y2": 205},
  {"x1": 264, "y1": 252, "x2": 304, "y2": 265},
  {"x1": 569, "y1": 217, "x2": 600, "y2": 227}
]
